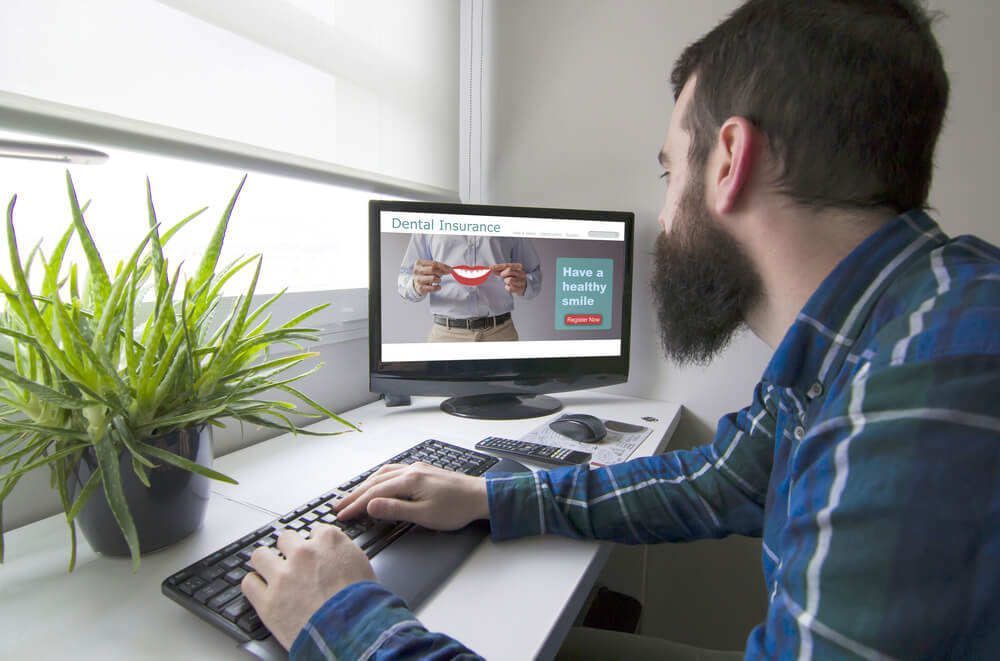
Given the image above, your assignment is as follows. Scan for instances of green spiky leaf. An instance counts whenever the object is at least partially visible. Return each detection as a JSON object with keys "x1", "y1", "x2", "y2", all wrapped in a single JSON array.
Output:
[{"x1": 0, "y1": 175, "x2": 358, "y2": 573}]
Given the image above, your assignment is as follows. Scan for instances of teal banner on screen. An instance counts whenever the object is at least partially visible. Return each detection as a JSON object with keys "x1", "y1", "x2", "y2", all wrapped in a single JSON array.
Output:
[{"x1": 555, "y1": 258, "x2": 613, "y2": 330}]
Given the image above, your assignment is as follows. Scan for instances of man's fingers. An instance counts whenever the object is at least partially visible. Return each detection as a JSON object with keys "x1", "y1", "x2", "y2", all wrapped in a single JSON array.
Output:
[
  {"x1": 248, "y1": 544, "x2": 282, "y2": 580},
  {"x1": 491, "y1": 263, "x2": 527, "y2": 294},
  {"x1": 415, "y1": 282, "x2": 441, "y2": 295},
  {"x1": 414, "y1": 271, "x2": 445, "y2": 294},
  {"x1": 238, "y1": 522, "x2": 377, "y2": 649},
  {"x1": 241, "y1": 570, "x2": 268, "y2": 604},
  {"x1": 413, "y1": 261, "x2": 453, "y2": 295},
  {"x1": 368, "y1": 496, "x2": 422, "y2": 522},
  {"x1": 492, "y1": 262, "x2": 525, "y2": 276},
  {"x1": 310, "y1": 522, "x2": 350, "y2": 548},
  {"x1": 334, "y1": 464, "x2": 406, "y2": 514},
  {"x1": 275, "y1": 529, "x2": 308, "y2": 555},
  {"x1": 335, "y1": 478, "x2": 411, "y2": 521},
  {"x1": 335, "y1": 463, "x2": 438, "y2": 522},
  {"x1": 415, "y1": 260, "x2": 451, "y2": 276},
  {"x1": 503, "y1": 275, "x2": 526, "y2": 294}
]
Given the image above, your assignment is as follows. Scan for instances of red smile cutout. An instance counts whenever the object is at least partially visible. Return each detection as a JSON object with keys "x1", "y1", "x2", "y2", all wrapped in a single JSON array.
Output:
[{"x1": 450, "y1": 265, "x2": 493, "y2": 286}]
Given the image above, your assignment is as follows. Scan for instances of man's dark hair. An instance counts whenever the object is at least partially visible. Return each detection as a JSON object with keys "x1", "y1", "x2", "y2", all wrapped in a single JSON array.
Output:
[{"x1": 671, "y1": 0, "x2": 949, "y2": 213}]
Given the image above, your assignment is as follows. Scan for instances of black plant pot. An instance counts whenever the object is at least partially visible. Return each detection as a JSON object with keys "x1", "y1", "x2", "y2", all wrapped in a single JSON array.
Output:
[{"x1": 67, "y1": 424, "x2": 213, "y2": 557}]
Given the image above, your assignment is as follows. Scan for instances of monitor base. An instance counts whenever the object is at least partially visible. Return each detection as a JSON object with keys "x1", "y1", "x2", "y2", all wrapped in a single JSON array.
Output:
[{"x1": 440, "y1": 393, "x2": 563, "y2": 420}]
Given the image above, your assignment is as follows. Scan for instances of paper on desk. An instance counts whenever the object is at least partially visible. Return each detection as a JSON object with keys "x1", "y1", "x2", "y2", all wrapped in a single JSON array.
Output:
[{"x1": 520, "y1": 413, "x2": 653, "y2": 466}]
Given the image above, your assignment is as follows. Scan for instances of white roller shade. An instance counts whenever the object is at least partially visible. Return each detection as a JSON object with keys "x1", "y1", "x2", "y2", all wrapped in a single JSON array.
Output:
[{"x1": 0, "y1": 0, "x2": 459, "y2": 199}]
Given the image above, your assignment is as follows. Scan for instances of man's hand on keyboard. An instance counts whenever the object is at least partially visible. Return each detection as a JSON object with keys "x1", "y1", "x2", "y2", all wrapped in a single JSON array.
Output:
[
  {"x1": 241, "y1": 524, "x2": 375, "y2": 650},
  {"x1": 333, "y1": 462, "x2": 489, "y2": 530}
]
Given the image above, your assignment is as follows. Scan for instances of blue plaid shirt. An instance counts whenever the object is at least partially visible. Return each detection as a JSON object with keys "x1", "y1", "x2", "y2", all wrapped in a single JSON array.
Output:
[{"x1": 293, "y1": 210, "x2": 1000, "y2": 660}]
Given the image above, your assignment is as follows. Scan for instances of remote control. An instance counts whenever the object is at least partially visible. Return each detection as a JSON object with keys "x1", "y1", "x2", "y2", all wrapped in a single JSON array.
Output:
[{"x1": 475, "y1": 436, "x2": 592, "y2": 467}]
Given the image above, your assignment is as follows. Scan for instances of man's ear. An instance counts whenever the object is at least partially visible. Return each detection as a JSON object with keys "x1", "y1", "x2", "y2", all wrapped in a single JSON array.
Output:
[{"x1": 711, "y1": 117, "x2": 758, "y2": 215}]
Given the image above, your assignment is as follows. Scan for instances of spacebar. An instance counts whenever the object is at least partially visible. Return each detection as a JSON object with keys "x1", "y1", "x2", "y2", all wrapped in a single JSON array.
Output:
[{"x1": 353, "y1": 520, "x2": 414, "y2": 557}]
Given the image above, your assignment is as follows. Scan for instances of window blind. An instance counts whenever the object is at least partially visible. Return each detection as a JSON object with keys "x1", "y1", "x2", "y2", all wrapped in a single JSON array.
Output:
[{"x1": 0, "y1": 0, "x2": 459, "y2": 200}]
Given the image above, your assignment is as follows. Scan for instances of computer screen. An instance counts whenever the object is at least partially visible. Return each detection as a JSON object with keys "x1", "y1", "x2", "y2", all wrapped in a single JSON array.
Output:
[{"x1": 369, "y1": 200, "x2": 633, "y2": 419}]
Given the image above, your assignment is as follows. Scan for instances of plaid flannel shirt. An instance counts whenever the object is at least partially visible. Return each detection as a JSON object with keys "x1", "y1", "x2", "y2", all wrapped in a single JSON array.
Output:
[{"x1": 293, "y1": 210, "x2": 1000, "y2": 660}]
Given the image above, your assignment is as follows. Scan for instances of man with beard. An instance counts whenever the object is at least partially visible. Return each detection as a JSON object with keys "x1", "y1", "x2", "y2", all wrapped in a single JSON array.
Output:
[{"x1": 242, "y1": 1, "x2": 1000, "y2": 659}]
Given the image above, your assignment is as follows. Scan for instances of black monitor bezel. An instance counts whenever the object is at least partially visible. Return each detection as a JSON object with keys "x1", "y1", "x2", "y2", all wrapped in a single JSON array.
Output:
[{"x1": 369, "y1": 199, "x2": 633, "y2": 398}]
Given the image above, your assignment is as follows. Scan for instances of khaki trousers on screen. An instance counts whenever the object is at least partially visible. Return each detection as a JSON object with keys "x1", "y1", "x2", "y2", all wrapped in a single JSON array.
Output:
[{"x1": 426, "y1": 318, "x2": 519, "y2": 342}]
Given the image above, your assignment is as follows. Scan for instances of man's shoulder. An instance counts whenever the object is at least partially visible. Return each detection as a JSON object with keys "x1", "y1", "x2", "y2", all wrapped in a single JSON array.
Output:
[{"x1": 861, "y1": 233, "x2": 1000, "y2": 364}]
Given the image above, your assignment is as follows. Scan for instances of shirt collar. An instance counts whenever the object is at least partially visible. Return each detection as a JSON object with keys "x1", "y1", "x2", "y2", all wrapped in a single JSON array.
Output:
[{"x1": 761, "y1": 209, "x2": 948, "y2": 391}]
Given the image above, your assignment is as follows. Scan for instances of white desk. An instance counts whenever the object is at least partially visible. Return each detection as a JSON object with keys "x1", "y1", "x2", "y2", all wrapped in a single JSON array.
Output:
[{"x1": 0, "y1": 390, "x2": 680, "y2": 660}]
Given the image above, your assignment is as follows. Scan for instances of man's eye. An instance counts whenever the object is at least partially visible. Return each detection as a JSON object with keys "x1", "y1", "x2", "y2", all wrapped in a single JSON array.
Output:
[{"x1": 659, "y1": 171, "x2": 671, "y2": 186}]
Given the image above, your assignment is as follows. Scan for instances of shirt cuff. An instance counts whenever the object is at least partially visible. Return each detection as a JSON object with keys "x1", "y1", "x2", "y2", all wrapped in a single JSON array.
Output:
[
  {"x1": 410, "y1": 276, "x2": 426, "y2": 299},
  {"x1": 487, "y1": 472, "x2": 545, "y2": 541},
  {"x1": 290, "y1": 581, "x2": 421, "y2": 661}
]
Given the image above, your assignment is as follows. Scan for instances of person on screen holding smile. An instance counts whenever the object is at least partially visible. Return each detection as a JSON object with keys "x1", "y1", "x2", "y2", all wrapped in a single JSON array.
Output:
[
  {"x1": 397, "y1": 233, "x2": 542, "y2": 342},
  {"x1": 242, "y1": 1, "x2": 1000, "y2": 658}
]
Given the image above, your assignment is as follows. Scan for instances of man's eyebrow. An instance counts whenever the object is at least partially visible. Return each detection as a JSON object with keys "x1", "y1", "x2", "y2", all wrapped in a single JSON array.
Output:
[{"x1": 658, "y1": 149, "x2": 671, "y2": 168}]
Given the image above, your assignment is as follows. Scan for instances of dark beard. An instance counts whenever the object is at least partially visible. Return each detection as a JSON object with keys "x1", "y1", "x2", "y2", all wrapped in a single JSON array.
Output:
[{"x1": 650, "y1": 179, "x2": 763, "y2": 366}]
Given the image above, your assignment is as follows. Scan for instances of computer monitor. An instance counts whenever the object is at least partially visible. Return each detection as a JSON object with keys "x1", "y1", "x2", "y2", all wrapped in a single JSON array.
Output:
[{"x1": 369, "y1": 200, "x2": 633, "y2": 419}]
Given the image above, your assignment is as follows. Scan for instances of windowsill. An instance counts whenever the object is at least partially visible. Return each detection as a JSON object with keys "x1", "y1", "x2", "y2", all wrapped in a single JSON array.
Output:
[{"x1": 258, "y1": 287, "x2": 368, "y2": 357}]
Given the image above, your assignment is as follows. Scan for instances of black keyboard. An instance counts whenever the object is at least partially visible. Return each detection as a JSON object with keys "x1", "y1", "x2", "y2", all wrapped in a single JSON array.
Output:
[{"x1": 162, "y1": 439, "x2": 500, "y2": 644}]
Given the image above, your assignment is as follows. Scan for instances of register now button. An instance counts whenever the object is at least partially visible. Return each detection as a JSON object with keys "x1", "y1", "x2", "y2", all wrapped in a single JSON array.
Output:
[{"x1": 564, "y1": 314, "x2": 603, "y2": 325}]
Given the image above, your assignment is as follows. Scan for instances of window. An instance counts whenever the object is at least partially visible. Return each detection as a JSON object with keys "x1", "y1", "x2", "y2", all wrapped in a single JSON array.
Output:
[
  {"x1": 0, "y1": 130, "x2": 383, "y2": 298},
  {"x1": 1, "y1": 0, "x2": 462, "y2": 339}
]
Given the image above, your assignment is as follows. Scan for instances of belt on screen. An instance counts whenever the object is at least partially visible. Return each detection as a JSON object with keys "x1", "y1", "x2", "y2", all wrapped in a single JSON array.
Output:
[{"x1": 433, "y1": 312, "x2": 511, "y2": 330}]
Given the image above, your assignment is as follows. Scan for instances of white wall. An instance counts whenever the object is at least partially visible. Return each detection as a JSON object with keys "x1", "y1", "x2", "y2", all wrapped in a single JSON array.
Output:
[{"x1": 484, "y1": 0, "x2": 1000, "y2": 649}]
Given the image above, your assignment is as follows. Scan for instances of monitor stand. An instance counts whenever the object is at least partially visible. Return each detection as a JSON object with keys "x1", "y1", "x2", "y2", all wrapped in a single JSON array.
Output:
[{"x1": 440, "y1": 393, "x2": 562, "y2": 420}]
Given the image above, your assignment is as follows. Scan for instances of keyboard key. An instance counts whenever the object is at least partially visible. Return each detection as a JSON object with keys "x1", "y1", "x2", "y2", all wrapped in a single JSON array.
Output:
[
  {"x1": 237, "y1": 532, "x2": 260, "y2": 545},
  {"x1": 255, "y1": 534, "x2": 279, "y2": 548},
  {"x1": 193, "y1": 579, "x2": 229, "y2": 604},
  {"x1": 223, "y1": 595, "x2": 253, "y2": 622},
  {"x1": 237, "y1": 610, "x2": 264, "y2": 634},
  {"x1": 203, "y1": 551, "x2": 225, "y2": 566},
  {"x1": 208, "y1": 585, "x2": 243, "y2": 610},
  {"x1": 177, "y1": 575, "x2": 207, "y2": 596},
  {"x1": 167, "y1": 569, "x2": 192, "y2": 586},
  {"x1": 198, "y1": 564, "x2": 226, "y2": 582},
  {"x1": 225, "y1": 567, "x2": 248, "y2": 584}
]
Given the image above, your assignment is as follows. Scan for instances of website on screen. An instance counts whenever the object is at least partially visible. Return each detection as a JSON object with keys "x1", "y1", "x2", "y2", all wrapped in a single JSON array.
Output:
[{"x1": 379, "y1": 210, "x2": 627, "y2": 361}]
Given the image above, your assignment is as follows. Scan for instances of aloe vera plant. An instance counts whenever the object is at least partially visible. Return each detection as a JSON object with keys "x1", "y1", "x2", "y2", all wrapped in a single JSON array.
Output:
[{"x1": 0, "y1": 172, "x2": 358, "y2": 571}]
